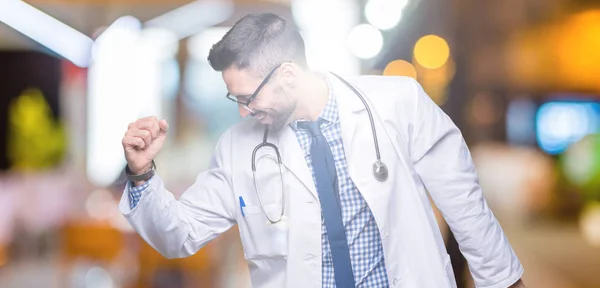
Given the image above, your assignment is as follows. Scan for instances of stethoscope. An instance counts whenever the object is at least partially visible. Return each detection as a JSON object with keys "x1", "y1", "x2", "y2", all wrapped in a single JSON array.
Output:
[{"x1": 252, "y1": 73, "x2": 388, "y2": 224}]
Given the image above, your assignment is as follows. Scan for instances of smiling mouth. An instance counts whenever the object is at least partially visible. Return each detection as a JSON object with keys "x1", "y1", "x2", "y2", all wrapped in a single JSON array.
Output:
[{"x1": 251, "y1": 111, "x2": 267, "y2": 120}]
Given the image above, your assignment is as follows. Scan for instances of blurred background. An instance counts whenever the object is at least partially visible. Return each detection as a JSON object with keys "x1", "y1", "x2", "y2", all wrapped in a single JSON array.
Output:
[{"x1": 1, "y1": 0, "x2": 600, "y2": 287}]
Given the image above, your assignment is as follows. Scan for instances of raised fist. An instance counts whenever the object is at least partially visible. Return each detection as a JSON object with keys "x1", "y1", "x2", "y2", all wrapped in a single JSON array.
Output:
[{"x1": 122, "y1": 116, "x2": 169, "y2": 174}]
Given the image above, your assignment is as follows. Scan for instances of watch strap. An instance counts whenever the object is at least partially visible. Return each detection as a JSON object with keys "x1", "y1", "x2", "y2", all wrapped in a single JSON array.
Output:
[{"x1": 126, "y1": 160, "x2": 156, "y2": 182}]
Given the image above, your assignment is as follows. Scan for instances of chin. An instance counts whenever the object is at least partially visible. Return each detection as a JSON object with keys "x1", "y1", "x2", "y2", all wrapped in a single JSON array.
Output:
[
  {"x1": 267, "y1": 123, "x2": 284, "y2": 132},
  {"x1": 268, "y1": 120, "x2": 287, "y2": 132}
]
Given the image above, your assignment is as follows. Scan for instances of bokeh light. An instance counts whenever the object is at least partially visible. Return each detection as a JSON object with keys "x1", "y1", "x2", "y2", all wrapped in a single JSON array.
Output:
[
  {"x1": 554, "y1": 10, "x2": 600, "y2": 91},
  {"x1": 413, "y1": 56, "x2": 455, "y2": 105},
  {"x1": 580, "y1": 201, "x2": 600, "y2": 247},
  {"x1": 413, "y1": 34, "x2": 450, "y2": 69},
  {"x1": 364, "y1": 0, "x2": 408, "y2": 30},
  {"x1": 347, "y1": 24, "x2": 383, "y2": 59},
  {"x1": 506, "y1": 98, "x2": 537, "y2": 145},
  {"x1": 561, "y1": 134, "x2": 600, "y2": 198},
  {"x1": 536, "y1": 102, "x2": 600, "y2": 155},
  {"x1": 382, "y1": 59, "x2": 417, "y2": 78},
  {"x1": 470, "y1": 92, "x2": 500, "y2": 127},
  {"x1": 188, "y1": 27, "x2": 231, "y2": 62}
]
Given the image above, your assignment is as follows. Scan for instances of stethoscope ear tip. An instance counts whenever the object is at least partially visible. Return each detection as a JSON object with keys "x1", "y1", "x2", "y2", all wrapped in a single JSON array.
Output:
[{"x1": 373, "y1": 160, "x2": 388, "y2": 182}]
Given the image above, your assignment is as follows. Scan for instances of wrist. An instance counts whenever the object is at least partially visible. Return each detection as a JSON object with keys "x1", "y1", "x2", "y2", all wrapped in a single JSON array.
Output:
[
  {"x1": 129, "y1": 163, "x2": 152, "y2": 175},
  {"x1": 126, "y1": 160, "x2": 156, "y2": 183}
]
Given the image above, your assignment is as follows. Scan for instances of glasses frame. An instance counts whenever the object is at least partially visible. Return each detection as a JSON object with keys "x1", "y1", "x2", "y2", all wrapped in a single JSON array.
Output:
[{"x1": 225, "y1": 63, "x2": 283, "y2": 108}]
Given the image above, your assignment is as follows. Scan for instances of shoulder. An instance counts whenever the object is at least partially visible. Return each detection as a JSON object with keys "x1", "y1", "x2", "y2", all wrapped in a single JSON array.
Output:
[
  {"x1": 346, "y1": 75, "x2": 421, "y2": 117},
  {"x1": 352, "y1": 75, "x2": 419, "y2": 99}
]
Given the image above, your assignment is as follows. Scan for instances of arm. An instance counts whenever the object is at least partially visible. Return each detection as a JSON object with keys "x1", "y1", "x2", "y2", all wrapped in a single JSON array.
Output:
[
  {"x1": 407, "y1": 79, "x2": 524, "y2": 288},
  {"x1": 119, "y1": 131, "x2": 237, "y2": 259}
]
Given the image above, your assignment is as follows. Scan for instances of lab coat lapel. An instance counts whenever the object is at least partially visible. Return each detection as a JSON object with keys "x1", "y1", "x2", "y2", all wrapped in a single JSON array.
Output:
[
  {"x1": 332, "y1": 75, "x2": 392, "y2": 224},
  {"x1": 332, "y1": 75, "x2": 397, "y2": 244},
  {"x1": 330, "y1": 74, "x2": 366, "y2": 170},
  {"x1": 275, "y1": 126, "x2": 319, "y2": 201},
  {"x1": 270, "y1": 74, "x2": 366, "y2": 202}
]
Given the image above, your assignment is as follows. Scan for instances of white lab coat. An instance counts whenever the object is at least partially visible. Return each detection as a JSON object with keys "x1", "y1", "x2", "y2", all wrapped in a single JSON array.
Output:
[{"x1": 119, "y1": 75, "x2": 524, "y2": 288}]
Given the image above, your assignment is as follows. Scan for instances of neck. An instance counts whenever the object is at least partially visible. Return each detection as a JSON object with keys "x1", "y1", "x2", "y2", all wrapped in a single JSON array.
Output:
[{"x1": 293, "y1": 72, "x2": 329, "y2": 122}]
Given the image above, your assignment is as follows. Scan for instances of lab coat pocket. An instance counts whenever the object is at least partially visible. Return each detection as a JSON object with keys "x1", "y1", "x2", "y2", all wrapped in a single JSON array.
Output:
[{"x1": 238, "y1": 202, "x2": 289, "y2": 260}]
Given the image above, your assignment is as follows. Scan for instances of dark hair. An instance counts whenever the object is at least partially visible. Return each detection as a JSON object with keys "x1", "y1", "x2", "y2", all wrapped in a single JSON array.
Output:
[{"x1": 207, "y1": 13, "x2": 307, "y2": 77}]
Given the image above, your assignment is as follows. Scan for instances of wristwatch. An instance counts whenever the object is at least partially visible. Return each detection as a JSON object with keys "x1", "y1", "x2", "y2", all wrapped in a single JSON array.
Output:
[{"x1": 125, "y1": 160, "x2": 156, "y2": 182}]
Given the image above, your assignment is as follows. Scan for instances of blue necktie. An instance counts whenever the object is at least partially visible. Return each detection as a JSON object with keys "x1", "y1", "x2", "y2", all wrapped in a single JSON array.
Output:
[{"x1": 298, "y1": 120, "x2": 355, "y2": 288}]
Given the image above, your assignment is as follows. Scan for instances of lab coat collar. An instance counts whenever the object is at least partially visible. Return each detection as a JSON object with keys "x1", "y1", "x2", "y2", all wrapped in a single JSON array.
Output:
[
  {"x1": 271, "y1": 73, "x2": 370, "y2": 202},
  {"x1": 325, "y1": 72, "x2": 367, "y2": 114},
  {"x1": 327, "y1": 73, "x2": 368, "y2": 171}
]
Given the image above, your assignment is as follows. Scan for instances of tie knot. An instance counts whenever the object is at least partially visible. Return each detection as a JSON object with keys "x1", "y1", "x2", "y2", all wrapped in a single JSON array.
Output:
[{"x1": 297, "y1": 120, "x2": 322, "y2": 137}]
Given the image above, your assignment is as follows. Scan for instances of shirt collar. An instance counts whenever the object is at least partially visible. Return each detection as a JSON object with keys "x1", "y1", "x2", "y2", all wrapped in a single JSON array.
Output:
[{"x1": 290, "y1": 74, "x2": 339, "y2": 131}]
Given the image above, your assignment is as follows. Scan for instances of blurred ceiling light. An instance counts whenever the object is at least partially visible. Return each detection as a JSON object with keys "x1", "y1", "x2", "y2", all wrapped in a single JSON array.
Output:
[
  {"x1": 87, "y1": 16, "x2": 144, "y2": 187},
  {"x1": 87, "y1": 18, "x2": 183, "y2": 188},
  {"x1": 383, "y1": 59, "x2": 417, "y2": 78},
  {"x1": 0, "y1": 0, "x2": 93, "y2": 67},
  {"x1": 145, "y1": 0, "x2": 233, "y2": 40},
  {"x1": 413, "y1": 34, "x2": 450, "y2": 69},
  {"x1": 348, "y1": 24, "x2": 383, "y2": 59},
  {"x1": 188, "y1": 27, "x2": 231, "y2": 62},
  {"x1": 137, "y1": 27, "x2": 179, "y2": 60},
  {"x1": 92, "y1": 15, "x2": 141, "y2": 62},
  {"x1": 365, "y1": 0, "x2": 408, "y2": 30}
]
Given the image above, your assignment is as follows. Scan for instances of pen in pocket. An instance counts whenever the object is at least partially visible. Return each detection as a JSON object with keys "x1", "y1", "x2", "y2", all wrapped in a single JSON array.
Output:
[{"x1": 239, "y1": 196, "x2": 246, "y2": 217}]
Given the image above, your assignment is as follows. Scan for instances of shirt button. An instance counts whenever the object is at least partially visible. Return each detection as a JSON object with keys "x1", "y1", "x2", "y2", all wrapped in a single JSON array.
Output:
[
  {"x1": 392, "y1": 277, "x2": 400, "y2": 286},
  {"x1": 304, "y1": 253, "x2": 316, "y2": 260}
]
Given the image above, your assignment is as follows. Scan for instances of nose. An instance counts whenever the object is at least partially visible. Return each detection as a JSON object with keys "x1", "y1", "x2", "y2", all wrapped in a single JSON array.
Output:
[{"x1": 238, "y1": 104, "x2": 255, "y2": 118}]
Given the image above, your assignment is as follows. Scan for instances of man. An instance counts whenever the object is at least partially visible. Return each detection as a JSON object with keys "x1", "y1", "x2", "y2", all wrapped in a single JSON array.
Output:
[{"x1": 120, "y1": 13, "x2": 526, "y2": 288}]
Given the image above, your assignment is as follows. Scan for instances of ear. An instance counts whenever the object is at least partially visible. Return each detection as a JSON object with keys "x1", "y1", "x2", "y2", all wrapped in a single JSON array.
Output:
[{"x1": 279, "y1": 62, "x2": 299, "y2": 87}]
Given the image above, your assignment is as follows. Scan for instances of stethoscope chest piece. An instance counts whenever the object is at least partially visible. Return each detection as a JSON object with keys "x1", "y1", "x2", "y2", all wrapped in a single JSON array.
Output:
[{"x1": 372, "y1": 160, "x2": 388, "y2": 182}]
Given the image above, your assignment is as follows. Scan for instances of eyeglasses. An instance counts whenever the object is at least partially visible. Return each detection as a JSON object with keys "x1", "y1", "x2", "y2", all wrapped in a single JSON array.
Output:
[{"x1": 225, "y1": 64, "x2": 282, "y2": 108}]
